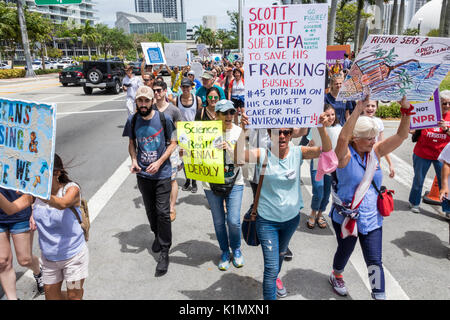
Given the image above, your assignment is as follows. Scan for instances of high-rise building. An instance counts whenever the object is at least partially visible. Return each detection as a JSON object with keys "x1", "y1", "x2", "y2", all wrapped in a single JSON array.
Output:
[
  {"x1": 202, "y1": 16, "x2": 217, "y2": 31},
  {"x1": 5, "y1": 0, "x2": 98, "y2": 25},
  {"x1": 134, "y1": 0, "x2": 184, "y2": 22}
]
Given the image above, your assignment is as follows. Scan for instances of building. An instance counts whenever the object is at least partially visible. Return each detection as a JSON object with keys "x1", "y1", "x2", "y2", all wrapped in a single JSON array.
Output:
[
  {"x1": 202, "y1": 15, "x2": 217, "y2": 31},
  {"x1": 115, "y1": 11, "x2": 187, "y2": 40},
  {"x1": 5, "y1": 0, "x2": 98, "y2": 25},
  {"x1": 186, "y1": 28, "x2": 194, "y2": 41},
  {"x1": 408, "y1": 0, "x2": 443, "y2": 35},
  {"x1": 134, "y1": 0, "x2": 184, "y2": 22}
]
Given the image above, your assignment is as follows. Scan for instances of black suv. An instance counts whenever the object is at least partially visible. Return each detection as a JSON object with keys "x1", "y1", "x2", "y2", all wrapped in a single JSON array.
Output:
[{"x1": 81, "y1": 60, "x2": 125, "y2": 95}]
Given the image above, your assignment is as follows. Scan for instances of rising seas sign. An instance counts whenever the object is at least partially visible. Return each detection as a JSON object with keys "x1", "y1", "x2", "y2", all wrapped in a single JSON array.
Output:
[
  {"x1": 177, "y1": 121, "x2": 224, "y2": 184},
  {"x1": 0, "y1": 98, "x2": 56, "y2": 199}
]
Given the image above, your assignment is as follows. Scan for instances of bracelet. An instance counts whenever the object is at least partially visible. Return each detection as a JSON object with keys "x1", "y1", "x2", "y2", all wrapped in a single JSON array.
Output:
[
  {"x1": 400, "y1": 104, "x2": 416, "y2": 116},
  {"x1": 444, "y1": 127, "x2": 449, "y2": 133}
]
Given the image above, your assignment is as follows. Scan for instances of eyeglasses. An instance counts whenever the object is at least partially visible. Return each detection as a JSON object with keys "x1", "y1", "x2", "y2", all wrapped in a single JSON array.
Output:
[
  {"x1": 278, "y1": 130, "x2": 293, "y2": 136},
  {"x1": 207, "y1": 95, "x2": 219, "y2": 100},
  {"x1": 219, "y1": 110, "x2": 236, "y2": 116},
  {"x1": 143, "y1": 78, "x2": 151, "y2": 82},
  {"x1": 153, "y1": 88, "x2": 163, "y2": 93}
]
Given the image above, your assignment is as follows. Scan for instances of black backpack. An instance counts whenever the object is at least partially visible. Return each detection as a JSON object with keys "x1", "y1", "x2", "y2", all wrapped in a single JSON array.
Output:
[{"x1": 130, "y1": 105, "x2": 170, "y2": 149}]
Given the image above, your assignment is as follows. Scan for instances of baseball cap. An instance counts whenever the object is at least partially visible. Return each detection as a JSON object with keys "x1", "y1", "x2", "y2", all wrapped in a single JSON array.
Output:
[
  {"x1": 181, "y1": 78, "x2": 193, "y2": 87},
  {"x1": 201, "y1": 71, "x2": 214, "y2": 80},
  {"x1": 135, "y1": 86, "x2": 154, "y2": 100},
  {"x1": 215, "y1": 99, "x2": 235, "y2": 113}
]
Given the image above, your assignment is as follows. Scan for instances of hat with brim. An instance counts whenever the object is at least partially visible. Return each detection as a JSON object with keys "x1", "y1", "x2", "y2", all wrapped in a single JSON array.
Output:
[
  {"x1": 181, "y1": 78, "x2": 193, "y2": 87},
  {"x1": 201, "y1": 71, "x2": 214, "y2": 79},
  {"x1": 135, "y1": 86, "x2": 154, "y2": 100},
  {"x1": 215, "y1": 99, "x2": 235, "y2": 113}
]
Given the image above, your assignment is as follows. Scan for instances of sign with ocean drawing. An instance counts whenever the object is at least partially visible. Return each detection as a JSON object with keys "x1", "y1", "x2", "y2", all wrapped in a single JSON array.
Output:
[
  {"x1": 0, "y1": 97, "x2": 56, "y2": 199},
  {"x1": 337, "y1": 35, "x2": 450, "y2": 101}
]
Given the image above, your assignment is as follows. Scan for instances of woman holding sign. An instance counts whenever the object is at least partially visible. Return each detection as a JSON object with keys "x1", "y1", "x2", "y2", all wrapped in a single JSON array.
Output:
[
  {"x1": 329, "y1": 96, "x2": 412, "y2": 300},
  {"x1": 235, "y1": 113, "x2": 334, "y2": 300},
  {"x1": 200, "y1": 99, "x2": 246, "y2": 271},
  {"x1": 408, "y1": 90, "x2": 450, "y2": 213},
  {"x1": 0, "y1": 154, "x2": 88, "y2": 300}
]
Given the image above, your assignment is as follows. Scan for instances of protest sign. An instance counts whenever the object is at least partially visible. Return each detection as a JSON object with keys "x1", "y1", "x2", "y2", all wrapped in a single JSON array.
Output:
[
  {"x1": 197, "y1": 44, "x2": 210, "y2": 58},
  {"x1": 243, "y1": 4, "x2": 328, "y2": 128},
  {"x1": 337, "y1": 35, "x2": 450, "y2": 102},
  {"x1": 409, "y1": 89, "x2": 442, "y2": 130},
  {"x1": 177, "y1": 121, "x2": 224, "y2": 184},
  {"x1": 0, "y1": 97, "x2": 56, "y2": 199},
  {"x1": 141, "y1": 42, "x2": 166, "y2": 65},
  {"x1": 191, "y1": 62, "x2": 203, "y2": 81},
  {"x1": 164, "y1": 43, "x2": 187, "y2": 66},
  {"x1": 326, "y1": 44, "x2": 350, "y2": 65}
]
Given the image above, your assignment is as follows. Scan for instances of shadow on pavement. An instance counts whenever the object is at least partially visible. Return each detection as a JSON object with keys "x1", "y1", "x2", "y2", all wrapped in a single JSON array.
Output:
[
  {"x1": 180, "y1": 273, "x2": 261, "y2": 300},
  {"x1": 169, "y1": 240, "x2": 220, "y2": 268},
  {"x1": 283, "y1": 268, "x2": 353, "y2": 300},
  {"x1": 113, "y1": 224, "x2": 154, "y2": 256},
  {"x1": 391, "y1": 230, "x2": 449, "y2": 259},
  {"x1": 394, "y1": 199, "x2": 446, "y2": 222}
]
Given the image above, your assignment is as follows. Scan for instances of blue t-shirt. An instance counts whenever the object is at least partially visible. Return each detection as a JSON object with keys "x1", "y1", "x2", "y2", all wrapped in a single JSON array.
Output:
[
  {"x1": 0, "y1": 188, "x2": 31, "y2": 223},
  {"x1": 196, "y1": 85, "x2": 226, "y2": 107},
  {"x1": 256, "y1": 146, "x2": 304, "y2": 222},
  {"x1": 325, "y1": 93, "x2": 353, "y2": 126},
  {"x1": 193, "y1": 79, "x2": 202, "y2": 90},
  {"x1": 122, "y1": 112, "x2": 175, "y2": 180}
]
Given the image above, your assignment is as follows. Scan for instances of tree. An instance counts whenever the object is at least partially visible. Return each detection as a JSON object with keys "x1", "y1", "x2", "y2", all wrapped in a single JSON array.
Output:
[
  {"x1": 334, "y1": 2, "x2": 371, "y2": 45},
  {"x1": 403, "y1": 28, "x2": 419, "y2": 36},
  {"x1": 27, "y1": 13, "x2": 52, "y2": 69},
  {"x1": 397, "y1": 0, "x2": 405, "y2": 34},
  {"x1": 81, "y1": 21, "x2": 100, "y2": 60},
  {"x1": 327, "y1": 0, "x2": 338, "y2": 45},
  {"x1": 16, "y1": 0, "x2": 34, "y2": 76},
  {"x1": 389, "y1": 0, "x2": 398, "y2": 34},
  {"x1": 439, "y1": 0, "x2": 450, "y2": 37}
]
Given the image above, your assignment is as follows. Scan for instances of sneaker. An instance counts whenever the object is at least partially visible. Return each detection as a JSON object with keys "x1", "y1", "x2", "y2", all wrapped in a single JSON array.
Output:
[
  {"x1": 284, "y1": 247, "x2": 293, "y2": 261},
  {"x1": 155, "y1": 252, "x2": 169, "y2": 277},
  {"x1": 329, "y1": 272, "x2": 348, "y2": 296},
  {"x1": 191, "y1": 184, "x2": 198, "y2": 193},
  {"x1": 276, "y1": 278, "x2": 287, "y2": 298},
  {"x1": 409, "y1": 203, "x2": 420, "y2": 213},
  {"x1": 232, "y1": 249, "x2": 244, "y2": 268},
  {"x1": 182, "y1": 180, "x2": 191, "y2": 191},
  {"x1": 33, "y1": 267, "x2": 44, "y2": 295},
  {"x1": 371, "y1": 292, "x2": 386, "y2": 300},
  {"x1": 218, "y1": 251, "x2": 231, "y2": 271}
]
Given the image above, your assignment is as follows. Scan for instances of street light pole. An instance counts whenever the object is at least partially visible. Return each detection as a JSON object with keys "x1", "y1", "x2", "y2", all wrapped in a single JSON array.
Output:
[
  {"x1": 17, "y1": 0, "x2": 35, "y2": 77},
  {"x1": 238, "y1": 0, "x2": 242, "y2": 53}
]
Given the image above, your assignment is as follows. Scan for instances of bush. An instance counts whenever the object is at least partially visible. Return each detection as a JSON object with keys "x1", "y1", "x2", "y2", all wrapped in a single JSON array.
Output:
[
  {"x1": 34, "y1": 68, "x2": 62, "y2": 75},
  {"x1": 0, "y1": 69, "x2": 26, "y2": 79},
  {"x1": 376, "y1": 102, "x2": 401, "y2": 118}
]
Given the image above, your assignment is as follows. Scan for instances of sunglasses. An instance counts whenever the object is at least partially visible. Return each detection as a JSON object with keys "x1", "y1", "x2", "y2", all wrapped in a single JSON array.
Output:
[
  {"x1": 143, "y1": 78, "x2": 151, "y2": 82},
  {"x1": 278, "y1": 130, "x2": 293, "y2": 136},
  {"x1": 207, "y1": 96, "x2": 219, "y2": 100},
  {"x1": 219, "y1": 110, "x2": 236, "y2": 116},
  {"x1": 153, "y1": 88, "x2": 163, "y2": 93},
  {"x1": 443, "y1": 102, "x2": 450, "y2": 106}
]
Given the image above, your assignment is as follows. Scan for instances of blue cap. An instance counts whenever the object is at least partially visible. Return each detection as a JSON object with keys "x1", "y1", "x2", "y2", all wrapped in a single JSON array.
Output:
[{"x1": 215, "y1": 99, "x2": 235, "y2": 113}]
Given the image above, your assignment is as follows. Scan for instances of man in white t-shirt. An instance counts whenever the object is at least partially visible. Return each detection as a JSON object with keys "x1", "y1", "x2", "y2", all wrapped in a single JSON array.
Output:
[{"x1": 123, "y1": 65, "x2": 143, "y2": 116}]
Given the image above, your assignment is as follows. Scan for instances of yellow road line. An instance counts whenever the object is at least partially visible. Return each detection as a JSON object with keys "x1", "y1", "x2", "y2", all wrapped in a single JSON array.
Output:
[
  {"x1": 0, "y1": 80, "x2": 59, "y2": 89},
  {"x1": 0, "y1": 83, "x2": 61, "y2": 94}
]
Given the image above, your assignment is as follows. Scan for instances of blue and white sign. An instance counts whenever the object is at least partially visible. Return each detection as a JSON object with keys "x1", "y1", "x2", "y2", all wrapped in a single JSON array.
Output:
[
  {"x1": 0, "y1": 97, "x2": 56, "y2": 199},
  {"x1": 141, "y1": 42, "x2": 167, "y2": 65}
]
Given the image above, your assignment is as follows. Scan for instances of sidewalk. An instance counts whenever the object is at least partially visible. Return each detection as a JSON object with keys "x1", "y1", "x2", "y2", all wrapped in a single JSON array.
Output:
[{"x1": 0, "y1": 73, "x2": 59, "y2": 85}]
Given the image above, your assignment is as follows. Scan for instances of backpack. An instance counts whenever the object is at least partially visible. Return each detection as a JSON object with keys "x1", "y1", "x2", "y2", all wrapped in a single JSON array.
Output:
[
  {"x1": 70, "y1": 199, "x2": 90, "y2": 242},
  {"x1": 131, "y1": 105, "x2": 170, "y2": 149}
]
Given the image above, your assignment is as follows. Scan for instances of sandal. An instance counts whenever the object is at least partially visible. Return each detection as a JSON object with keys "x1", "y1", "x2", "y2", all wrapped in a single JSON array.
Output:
[
  {"x1": 317, "y1": 216, "x2": 327, "y2": 229},
  {"x1": 306, "y1": 215, "x2": 316, "y2": 229}
]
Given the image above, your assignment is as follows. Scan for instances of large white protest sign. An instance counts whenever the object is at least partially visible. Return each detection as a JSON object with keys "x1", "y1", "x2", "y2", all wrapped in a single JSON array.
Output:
[
  {"x1": 164, "y1": 43, "x2": 187, "y2": 66},
  {"x1": 197, "y1": 44, "x2": 209, "y2": 58},
  {"x1": 191, "y1": 62, "x2": 204, "y2": 81},
  {"x1": 338, "y1": 35, "x2": 450, "y2": 101},
  {"x1": 141, "y1": 42, "x2": 166, "y2": 65},
  {"x1": 244, "y1": 4, "x2": 328, "y2": 128},
  {"x1": 0, "y1": 98, "x2": 56, "y2": 199}
]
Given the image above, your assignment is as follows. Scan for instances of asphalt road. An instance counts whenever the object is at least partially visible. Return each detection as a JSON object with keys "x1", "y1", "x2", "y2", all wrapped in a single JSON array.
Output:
[{"x1": 0, "y1": 74, "x2": 449, "y2": 301}]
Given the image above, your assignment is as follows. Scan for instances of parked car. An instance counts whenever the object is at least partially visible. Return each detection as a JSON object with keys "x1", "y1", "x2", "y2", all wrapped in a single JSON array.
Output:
[
  {"x1": 0, "y1": 62, "x2": 11, "y2": 69},
  {"x1": 27, "y1": 61, "x2": 57, "y2": 70},
  {"x1": 59, "y1": 65, "x2": 84, "y2": 86},
  {"x1": 80, "y1": 60, "x2": 125, "y2": 95}
]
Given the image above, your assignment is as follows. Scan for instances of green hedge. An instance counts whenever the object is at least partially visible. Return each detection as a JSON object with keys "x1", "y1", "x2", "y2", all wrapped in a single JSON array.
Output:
[
  {"x1": 34, "y1": 68, "x2": 62, "y2": 75},
  {"x1": 0, "y1": 69, "x2": 26, "y2": 79},
  {"x1": 376, "y1": 102, "x2": 401, "y2": 118}
]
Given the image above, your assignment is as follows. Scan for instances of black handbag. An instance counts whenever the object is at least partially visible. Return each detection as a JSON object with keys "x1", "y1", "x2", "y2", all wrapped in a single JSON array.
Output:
[
  {"x1": 242, "y1": 150, "x2": 268, "y2": 247},
  {"x1": 209, "y1": 166, "x2": 240, "y2": 197}
]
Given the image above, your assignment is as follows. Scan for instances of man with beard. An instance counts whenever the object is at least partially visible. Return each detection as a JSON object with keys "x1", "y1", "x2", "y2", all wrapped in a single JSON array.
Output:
[{"x1": 122, "y1": 86, "x2": 177, "y2": 277}]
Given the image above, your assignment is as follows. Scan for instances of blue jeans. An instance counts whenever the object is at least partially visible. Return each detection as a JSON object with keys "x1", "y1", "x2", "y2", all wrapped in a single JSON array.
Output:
[
  {"x1": 331, "y1": 220, "x2": 385, "y2": 295},
  {"x1": 409, "y1": 153, "x2": 442, "y2": 206},
  {"x1": 204, "y1": 185, "x2": 244, "y2": 253},
  {"x1": 310, "y1": 160, "x2": 332, "y2": 212},
  {"x1": 256, "y1": 214, "x2": 300, "y2": 300}
]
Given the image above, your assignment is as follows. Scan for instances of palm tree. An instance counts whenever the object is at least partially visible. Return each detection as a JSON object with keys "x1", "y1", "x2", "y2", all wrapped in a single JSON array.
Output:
[
  {"x1": 16, "y1": 0, "x2": 35, "y2": 77},
  {"x1": 327, "y1": 0, "x2": 339, "y2": 45},
  {"x1": 439, "y1": 0, "x2": 450, "y2": 37},
  {"x1": 81, "y1": 21, "x2": 99, "y2": 60}
]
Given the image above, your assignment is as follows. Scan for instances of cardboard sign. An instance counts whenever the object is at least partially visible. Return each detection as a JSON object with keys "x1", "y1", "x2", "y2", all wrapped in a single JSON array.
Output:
[
  {"x1": 244, "y1": 4, "x2": 328, "y2": 128},
  {"x1": 164, "y1": 43, "x2": 187, "y2": 67},
  {"x1": 338, "y1": 35, "x2": 450, "y2": 101},
  {"x1": 0, "y1": 98, "x2": 56, "y2": 199},
  {"x1": 197, "y1": 44, "x2": 209, "y2": 58},
  {"x1": 177, "y1": 121, "x2": 224, "y2": 184},
  {"x1": 410, "y1": 89, "x2": 442, "y2": 129},
  {"x1": 141, "y1": 42, "x2": 166, "y2": 65},
  {"x1": 191, "y1": 62, "x2": 204, "y2": 81}
]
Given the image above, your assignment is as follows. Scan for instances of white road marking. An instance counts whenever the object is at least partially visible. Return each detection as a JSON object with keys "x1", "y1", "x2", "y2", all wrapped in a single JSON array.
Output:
[
  {"x1": 57, "y1": 109, "x2": 126, "y2": 116},
  {"x1": 12, "y1": 158, "x2": 131, "y2": 300},
  {"x1": 300, "y1": 163, "x2": 410, "y2": 300}
]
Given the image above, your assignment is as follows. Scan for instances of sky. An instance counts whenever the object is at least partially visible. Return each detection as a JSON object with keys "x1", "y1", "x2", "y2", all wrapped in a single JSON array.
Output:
[{"x1": 95, "y1": 0, "x2": 277, "y2": 29}]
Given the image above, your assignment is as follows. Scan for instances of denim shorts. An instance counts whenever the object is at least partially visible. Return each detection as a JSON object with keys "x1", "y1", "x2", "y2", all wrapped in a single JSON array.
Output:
[
  {"x1": 442, "y1": 198, "x2": 450, "y2": 213},
  {"x1": 0, "y1": 220, "x2": 31, "y2": 234}
]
